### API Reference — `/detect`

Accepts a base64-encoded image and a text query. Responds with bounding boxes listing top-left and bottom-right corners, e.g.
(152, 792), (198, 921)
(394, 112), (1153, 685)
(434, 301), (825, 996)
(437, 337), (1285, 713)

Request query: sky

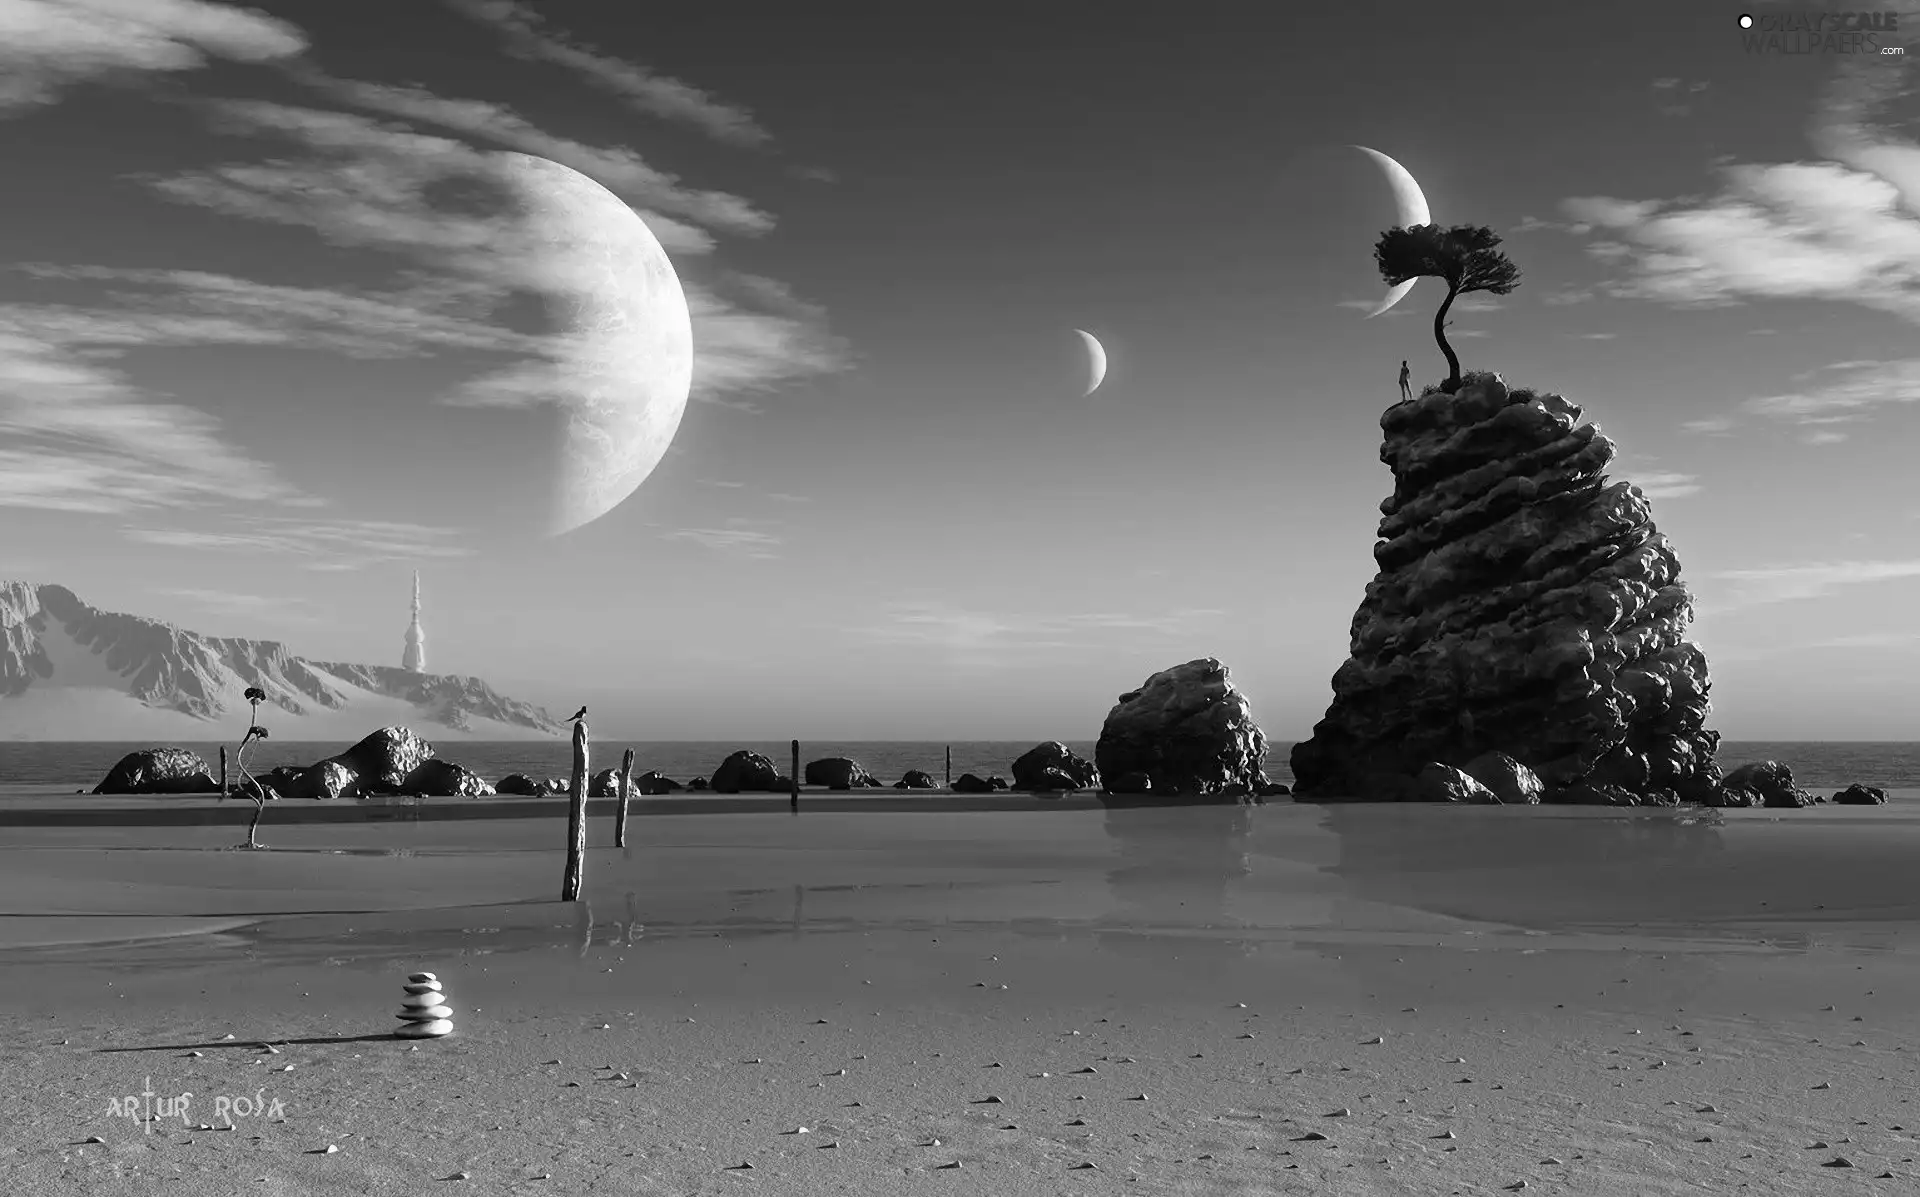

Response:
(1, 0), (1918, 741)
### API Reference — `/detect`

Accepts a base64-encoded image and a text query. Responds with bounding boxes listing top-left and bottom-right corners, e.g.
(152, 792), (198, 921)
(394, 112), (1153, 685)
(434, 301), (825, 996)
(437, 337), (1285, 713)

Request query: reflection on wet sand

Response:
(1096, 804), (1256, 970)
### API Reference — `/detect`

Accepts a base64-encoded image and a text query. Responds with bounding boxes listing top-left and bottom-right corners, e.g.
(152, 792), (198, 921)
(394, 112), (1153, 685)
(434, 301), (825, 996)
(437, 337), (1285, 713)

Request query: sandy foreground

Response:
(4, 798), (1920, 1195)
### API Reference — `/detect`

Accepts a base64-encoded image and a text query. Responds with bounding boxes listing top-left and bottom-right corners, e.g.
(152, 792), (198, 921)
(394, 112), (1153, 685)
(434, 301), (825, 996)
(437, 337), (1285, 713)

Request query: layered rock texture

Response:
(1095, 658), (1269, 796)
(1289, 373), (1721, 803)
(0, 582), (560, 738)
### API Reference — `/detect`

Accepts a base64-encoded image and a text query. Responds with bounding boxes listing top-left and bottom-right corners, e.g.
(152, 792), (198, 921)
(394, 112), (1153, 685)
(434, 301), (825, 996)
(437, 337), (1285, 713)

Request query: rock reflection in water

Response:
(1097, 803), (1256, 970)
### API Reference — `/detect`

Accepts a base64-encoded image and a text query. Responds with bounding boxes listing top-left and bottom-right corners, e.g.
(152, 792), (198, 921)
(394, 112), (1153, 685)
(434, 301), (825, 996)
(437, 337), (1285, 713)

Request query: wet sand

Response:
(5, 799), (1920, 1194)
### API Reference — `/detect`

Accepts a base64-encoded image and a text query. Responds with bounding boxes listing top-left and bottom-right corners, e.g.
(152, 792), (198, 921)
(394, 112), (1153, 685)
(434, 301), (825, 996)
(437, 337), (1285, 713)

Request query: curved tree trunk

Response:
(1434, 283), (1462, 391)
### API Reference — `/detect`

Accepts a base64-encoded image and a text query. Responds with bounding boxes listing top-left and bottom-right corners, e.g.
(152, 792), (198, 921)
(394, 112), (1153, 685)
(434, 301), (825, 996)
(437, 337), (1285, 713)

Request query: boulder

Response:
(1026, 766), (1080, 792)
(1011, 742), (1099, 792)
(987, 775), (1009, 790)
(495, 773), (543, 796)
(1720, 760), (1815, 808)
(1094, 658), (1268, 795)
(1832, 783), (1889, 805)
(1287, 373), (1722, 803)
(258, 766), (310, 797)
(1107, 770), (1154, 795)
(711, 750), (782, 794)
(1544, 780), (1639, 806)
(588, 768), (631, 797)
(952, 772), (994, 793)
(1255, 780), (1291, 798)
(1411, 762), (1501, 804)
(1460, 751), (1544, 805)
(635, 771), (682, 794)
(319, 726), (436, 797)
(282, 760), (355, 800)
(687, 777), (711, 791)
(92, 747), (218, 795)
(402, 759), (494, 797)
(893, 769), (937, 790)
(805, 757), (878, 790)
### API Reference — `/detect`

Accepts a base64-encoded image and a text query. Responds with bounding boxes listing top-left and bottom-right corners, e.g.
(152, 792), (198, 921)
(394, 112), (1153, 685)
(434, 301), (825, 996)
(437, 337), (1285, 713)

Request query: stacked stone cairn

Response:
(394, 970), (454, 1038)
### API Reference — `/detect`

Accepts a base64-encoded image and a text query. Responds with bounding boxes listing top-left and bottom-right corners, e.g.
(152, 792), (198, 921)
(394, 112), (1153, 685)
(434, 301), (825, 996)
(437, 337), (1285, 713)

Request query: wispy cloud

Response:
(153, 101), (845, 403)
(154, 586), (322, 624)
(663, 518), (782, 558)
(1632, 471), (1703, 500)
(1710, 558), (1920, 607)
(443, 0), (769, 146)
(765, 492), (811, 504)
(0, 329), (308, 514)
(696, 478), (747, 489)
(854, 602), (1227, 668)
(1568, 331), (1617, 340)
(126, 518), (471, 571)
(0, 0), (305, 112)
(1681, 416), (1736, 435)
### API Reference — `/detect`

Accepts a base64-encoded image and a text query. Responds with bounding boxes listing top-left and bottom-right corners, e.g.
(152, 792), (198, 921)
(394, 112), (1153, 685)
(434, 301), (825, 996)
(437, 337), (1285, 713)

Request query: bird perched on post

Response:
(567, 706), (587, 723)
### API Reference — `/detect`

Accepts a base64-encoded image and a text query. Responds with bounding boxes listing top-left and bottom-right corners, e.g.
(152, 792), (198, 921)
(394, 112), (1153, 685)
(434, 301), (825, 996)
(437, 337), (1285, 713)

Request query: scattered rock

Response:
(1720, 760), (1816, 808)
(1011, 742), (1100, 792)
(92, 747), (218, 795)
(894, 770), (937, 790)
(804, 757), (881, 789)
(952, 772), (995, 793)
(710, 751), (783, 793)
(1832, 783), (1889, 805)
(494, 773), (544, 796)
(319, 726), (435, 796)
(403, 759), (494, 798)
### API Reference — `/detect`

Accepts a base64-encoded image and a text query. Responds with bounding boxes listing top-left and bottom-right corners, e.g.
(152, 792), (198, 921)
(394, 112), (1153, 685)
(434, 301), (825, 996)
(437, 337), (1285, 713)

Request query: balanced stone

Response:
(396, 1018), (454, 1039)
(402, 981), (441, 995)
(399, 991), (445, 1010)
(396, 1005), (454, 1021)
(407, 972), (438, 985)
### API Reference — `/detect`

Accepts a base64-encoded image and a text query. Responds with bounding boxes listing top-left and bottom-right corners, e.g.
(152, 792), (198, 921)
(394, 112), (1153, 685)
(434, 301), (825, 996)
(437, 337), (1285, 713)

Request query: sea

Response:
(1, 740), (1917, 796)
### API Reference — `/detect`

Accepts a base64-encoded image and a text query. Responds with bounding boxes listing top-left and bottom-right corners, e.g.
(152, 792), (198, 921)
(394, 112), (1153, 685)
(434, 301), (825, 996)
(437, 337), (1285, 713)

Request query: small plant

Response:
(235, 686), (271, 849)
(1373, 223), (1522, 392)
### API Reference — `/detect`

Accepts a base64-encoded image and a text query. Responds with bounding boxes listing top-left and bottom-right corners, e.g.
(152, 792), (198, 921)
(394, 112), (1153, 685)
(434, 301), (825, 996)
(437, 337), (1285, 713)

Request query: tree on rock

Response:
(1373, 223), (1521, 393)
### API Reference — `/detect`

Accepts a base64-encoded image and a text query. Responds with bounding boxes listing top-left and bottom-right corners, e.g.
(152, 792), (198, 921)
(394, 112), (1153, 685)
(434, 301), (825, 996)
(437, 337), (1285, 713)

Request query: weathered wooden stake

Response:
(790, 739), (800, 811)
(945, 745), (951, 789)
(562, 720), (590, 901)
(218, 746), (228, 798)
(614, 747), (635, 848)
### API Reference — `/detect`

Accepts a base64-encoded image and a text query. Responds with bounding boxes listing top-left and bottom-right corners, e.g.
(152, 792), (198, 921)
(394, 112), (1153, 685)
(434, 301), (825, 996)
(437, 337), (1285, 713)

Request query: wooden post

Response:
(614, 748), (635, 848)
(562, 720), (590, 901)
(945, 745), (951, 789)
(790, 739), (800, 811)
(218, 746), (228, 798)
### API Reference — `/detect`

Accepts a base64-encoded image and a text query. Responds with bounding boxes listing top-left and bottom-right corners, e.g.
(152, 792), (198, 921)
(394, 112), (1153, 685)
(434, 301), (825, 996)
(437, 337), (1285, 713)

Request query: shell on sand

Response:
(403, 981), (442, 995)
(396, 1005), (454, 1021)
(395, 1019), (453, 1039)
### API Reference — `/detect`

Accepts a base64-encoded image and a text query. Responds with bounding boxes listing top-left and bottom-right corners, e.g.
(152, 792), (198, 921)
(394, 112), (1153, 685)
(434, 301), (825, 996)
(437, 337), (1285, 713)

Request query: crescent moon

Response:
(1350, 145), (1433, 318)
(494, 153), (694, 538)
(1075, 329), (1108, 395)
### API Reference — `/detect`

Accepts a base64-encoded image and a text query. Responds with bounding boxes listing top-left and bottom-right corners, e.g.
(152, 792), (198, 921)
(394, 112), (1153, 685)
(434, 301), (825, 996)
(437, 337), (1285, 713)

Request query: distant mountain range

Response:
(0, 582), (563, 741)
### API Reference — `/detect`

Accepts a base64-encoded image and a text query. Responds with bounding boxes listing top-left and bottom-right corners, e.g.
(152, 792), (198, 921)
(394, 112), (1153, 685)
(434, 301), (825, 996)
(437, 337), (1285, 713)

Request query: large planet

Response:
(1349, 145), (1432, 318)
(1075, 329), (1108, 395)
(488, 153), (693, 538)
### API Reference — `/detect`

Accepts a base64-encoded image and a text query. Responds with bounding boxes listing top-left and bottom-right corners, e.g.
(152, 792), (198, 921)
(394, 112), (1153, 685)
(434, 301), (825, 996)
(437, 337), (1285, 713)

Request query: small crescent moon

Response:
(1075, 329), (1108, 395)
(1350, 145), (1433, 318)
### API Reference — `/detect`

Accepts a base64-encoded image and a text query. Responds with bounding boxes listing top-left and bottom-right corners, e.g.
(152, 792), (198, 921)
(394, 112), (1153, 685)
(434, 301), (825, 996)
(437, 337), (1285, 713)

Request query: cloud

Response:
(0, 0), (304, 111)
(5, 263), (545, 359)
(696, 478), (746, 489)
(855, 602), (1227, 668)
(1710, 558), (1920, 607)
(0, 329), (307, 514)
(663, 518), (781, 558)
(152, 101), (844, 408)
(765, 492), (811, 504)
(290, 71), (773, 237)
(154, 586), (322, 624)
(1569, 331), (1617, 340)
(1630, 471), (1702, 500)
(125, 517), (471, 570)
(1681, 416), (1736, 435)
(442, 0), (768, 147)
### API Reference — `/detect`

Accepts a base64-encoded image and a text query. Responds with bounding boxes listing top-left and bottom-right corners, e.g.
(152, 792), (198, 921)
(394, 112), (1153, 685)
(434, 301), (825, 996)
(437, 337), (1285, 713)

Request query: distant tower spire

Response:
(402, 570), (426, 673)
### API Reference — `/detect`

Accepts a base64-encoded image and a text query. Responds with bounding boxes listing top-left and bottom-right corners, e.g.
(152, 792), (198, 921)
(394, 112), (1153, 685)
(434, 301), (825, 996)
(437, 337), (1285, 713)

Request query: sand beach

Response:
(6, 793), (1920, 1195)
